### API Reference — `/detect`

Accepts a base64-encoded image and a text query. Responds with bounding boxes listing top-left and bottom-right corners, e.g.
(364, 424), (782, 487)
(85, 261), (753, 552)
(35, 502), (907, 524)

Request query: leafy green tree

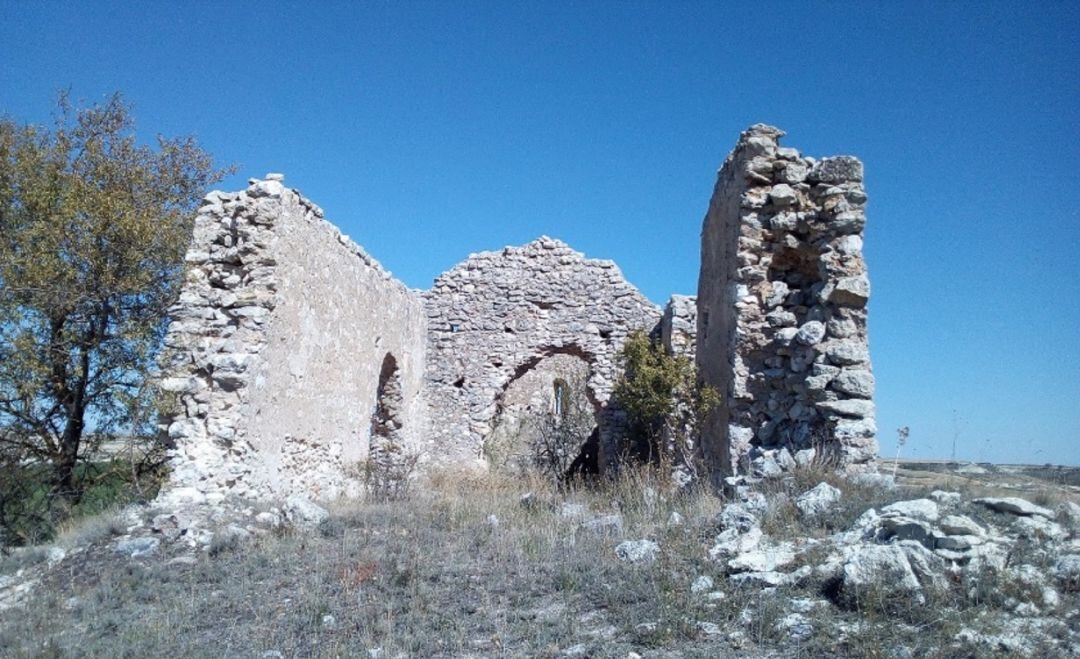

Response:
(0, 92), (231, 503)
(614, 331), (719, 472)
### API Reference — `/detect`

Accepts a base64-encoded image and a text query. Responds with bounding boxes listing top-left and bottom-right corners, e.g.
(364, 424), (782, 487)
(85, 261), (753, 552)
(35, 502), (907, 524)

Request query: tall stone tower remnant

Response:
(696, 124), (876, 478)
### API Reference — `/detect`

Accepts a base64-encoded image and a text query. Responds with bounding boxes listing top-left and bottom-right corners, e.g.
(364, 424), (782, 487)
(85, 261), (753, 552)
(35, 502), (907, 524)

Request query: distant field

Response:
(881, 458), (1080, 500)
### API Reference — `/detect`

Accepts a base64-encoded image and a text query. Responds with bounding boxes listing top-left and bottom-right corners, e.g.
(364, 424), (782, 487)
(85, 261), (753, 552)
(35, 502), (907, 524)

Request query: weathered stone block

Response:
(808, 156), (864, 184)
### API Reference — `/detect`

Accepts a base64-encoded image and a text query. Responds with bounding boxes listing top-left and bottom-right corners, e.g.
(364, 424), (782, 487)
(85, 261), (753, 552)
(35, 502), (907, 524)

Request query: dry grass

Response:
(0, 465), (1076, 658)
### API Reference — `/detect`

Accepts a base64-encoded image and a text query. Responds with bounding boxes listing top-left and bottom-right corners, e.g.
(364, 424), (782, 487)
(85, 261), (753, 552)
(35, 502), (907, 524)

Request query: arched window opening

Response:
(553, 378), (570, 418)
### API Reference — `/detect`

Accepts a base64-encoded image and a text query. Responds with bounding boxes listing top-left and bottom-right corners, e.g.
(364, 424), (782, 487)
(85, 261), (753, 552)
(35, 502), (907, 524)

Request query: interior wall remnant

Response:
(661, 294), (698, 358)
(696, 125), (876, 478)
(422, 237), (662, 472)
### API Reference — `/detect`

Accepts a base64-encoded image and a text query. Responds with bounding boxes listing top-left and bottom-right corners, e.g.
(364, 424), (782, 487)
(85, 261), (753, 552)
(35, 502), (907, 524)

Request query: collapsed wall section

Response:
(696, 125), (876, 477)
(422, 237), (661, 472)
(158, 175), (427, 506)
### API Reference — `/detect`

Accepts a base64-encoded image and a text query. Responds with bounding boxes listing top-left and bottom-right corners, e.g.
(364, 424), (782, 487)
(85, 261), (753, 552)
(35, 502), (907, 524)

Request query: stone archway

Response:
(485, 349), (599, 481)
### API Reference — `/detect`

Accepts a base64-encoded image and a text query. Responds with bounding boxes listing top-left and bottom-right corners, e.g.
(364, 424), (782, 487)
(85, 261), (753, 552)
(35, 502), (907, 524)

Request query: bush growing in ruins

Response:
(0, 92), (231, 537)
(361, 444), (419, 502)
(613, 331), (719, 475)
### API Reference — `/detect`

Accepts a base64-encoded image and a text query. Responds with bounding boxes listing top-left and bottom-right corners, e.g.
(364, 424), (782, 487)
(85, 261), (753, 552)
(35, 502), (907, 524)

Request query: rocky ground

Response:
(1, 463), (1077, 658)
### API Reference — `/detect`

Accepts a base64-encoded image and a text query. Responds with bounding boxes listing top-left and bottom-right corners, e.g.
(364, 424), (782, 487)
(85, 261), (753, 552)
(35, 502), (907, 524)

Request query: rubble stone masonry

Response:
(157, 125), (876, 504)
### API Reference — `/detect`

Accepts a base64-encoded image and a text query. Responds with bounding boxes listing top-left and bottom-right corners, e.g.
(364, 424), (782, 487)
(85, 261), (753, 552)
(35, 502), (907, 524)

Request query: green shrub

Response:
(613, 331), (719, 472)
(0, 457), (163, 548)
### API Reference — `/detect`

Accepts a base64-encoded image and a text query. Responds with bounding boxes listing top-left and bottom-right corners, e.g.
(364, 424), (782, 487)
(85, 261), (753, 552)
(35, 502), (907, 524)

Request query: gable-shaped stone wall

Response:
(422, 237), (662, 471)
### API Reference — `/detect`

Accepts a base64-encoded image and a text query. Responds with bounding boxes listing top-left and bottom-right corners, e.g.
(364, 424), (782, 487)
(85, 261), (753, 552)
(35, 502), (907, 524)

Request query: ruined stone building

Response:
(157, 125), (875, 506)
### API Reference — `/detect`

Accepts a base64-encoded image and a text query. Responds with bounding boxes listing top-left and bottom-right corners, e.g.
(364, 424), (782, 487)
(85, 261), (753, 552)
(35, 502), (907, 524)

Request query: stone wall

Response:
(422, 237), (661, 471)
(158, 175), (428, 506)
(696, 125), (876, 477)
(157, 124), (878, 506)
(661, 294), (698, 358)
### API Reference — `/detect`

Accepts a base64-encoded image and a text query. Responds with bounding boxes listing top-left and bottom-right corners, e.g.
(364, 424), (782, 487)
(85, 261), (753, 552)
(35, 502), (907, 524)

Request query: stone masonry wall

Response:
(696, 125), (876, 477)
(158, 175), (427, 506)
(661, 294), (698, 358)
(157, 125), (878, 506)
(422, 237), (661, 471)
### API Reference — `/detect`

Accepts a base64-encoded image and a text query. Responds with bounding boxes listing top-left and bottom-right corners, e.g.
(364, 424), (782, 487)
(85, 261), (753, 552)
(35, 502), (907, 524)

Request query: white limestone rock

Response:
(881, 499), (940, 523)
(839, 542), (945, 607)
(710, 526), (763, 562)
(939, 514), (985, 537)
(691, 575), (714, 594)
(114, 536), (160, 558)
(974, 497), (1055, 519)
(816, 398), (875, 419)
(826, 342), (870, 366)
(283, 496), (329, 526)
(795, 482), (842, 517)
(615, 539), (660, 564)
(831, 369), (875, 398)
(727, 543), (796, 573)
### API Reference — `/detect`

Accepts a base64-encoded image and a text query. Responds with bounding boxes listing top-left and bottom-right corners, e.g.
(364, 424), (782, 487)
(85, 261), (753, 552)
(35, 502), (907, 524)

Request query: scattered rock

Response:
(1051, 554), (1079, 589)
(710, 526), (763, 561)
(283, 496), (329, 525)
(974, 497), (1055, 519)
(113, 536), (160, 558)
(929, 490), (962, 506)
(728, 543), (796, 573)
(795, 482), (842, 517)
(881, 498), (940, 522)
(730, 565), (811, 589)
(254, 511), (283, 529)
(838, 542), (945, 606)
(776, 613), (813, 642)
(691, 575), (714, 594)
(615, 540), (659, 564)
(582, 514), (623, 533)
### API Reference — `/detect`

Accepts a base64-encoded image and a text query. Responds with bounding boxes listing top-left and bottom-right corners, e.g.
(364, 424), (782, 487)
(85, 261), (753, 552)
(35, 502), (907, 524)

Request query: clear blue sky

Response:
(2, 2), (1077, 465)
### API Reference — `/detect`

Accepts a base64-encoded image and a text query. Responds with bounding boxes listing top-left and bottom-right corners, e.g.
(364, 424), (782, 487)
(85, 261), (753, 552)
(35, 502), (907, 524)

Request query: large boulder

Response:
(881, 498), (940, 522)
(837, 541), (946, 607)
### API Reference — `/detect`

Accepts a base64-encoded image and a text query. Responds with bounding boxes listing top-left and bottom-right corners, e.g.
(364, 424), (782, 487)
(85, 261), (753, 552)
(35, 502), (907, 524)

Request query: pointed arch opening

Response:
(371, 353), (404, 447)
